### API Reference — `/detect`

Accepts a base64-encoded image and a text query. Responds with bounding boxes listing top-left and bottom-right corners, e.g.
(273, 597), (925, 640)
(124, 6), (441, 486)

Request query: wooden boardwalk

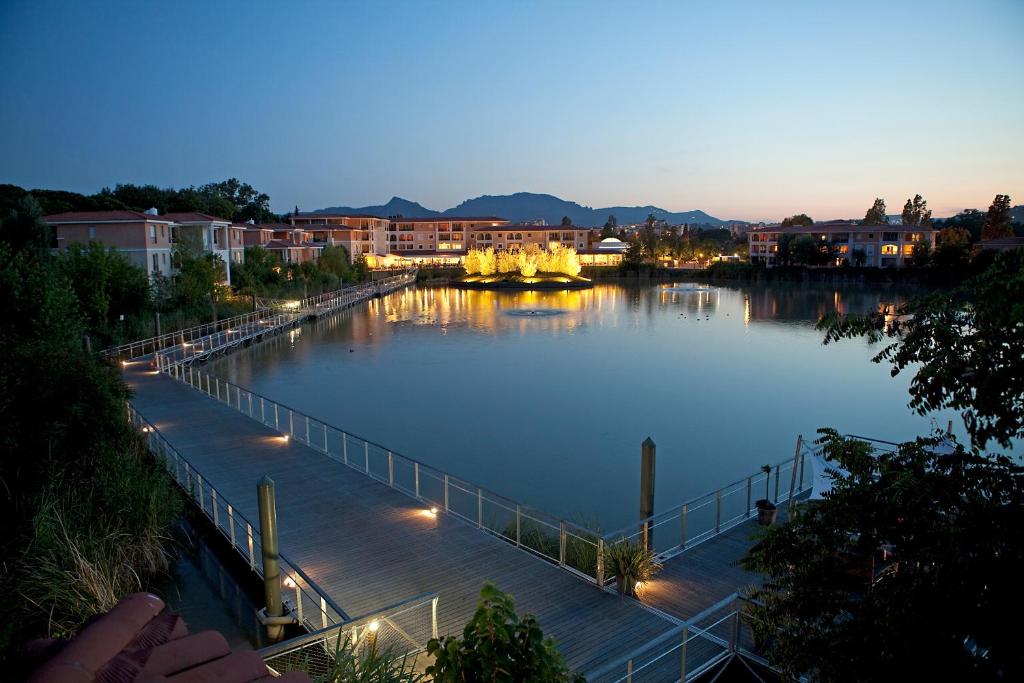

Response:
(126, 364), (689, 673)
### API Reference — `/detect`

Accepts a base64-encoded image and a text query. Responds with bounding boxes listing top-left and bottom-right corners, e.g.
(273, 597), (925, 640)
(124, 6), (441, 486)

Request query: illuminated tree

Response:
(478, 247), (496, 276)
(497, 249), (519, 274)
(464, 249), (481, 275)
(518, 243), (540, 277)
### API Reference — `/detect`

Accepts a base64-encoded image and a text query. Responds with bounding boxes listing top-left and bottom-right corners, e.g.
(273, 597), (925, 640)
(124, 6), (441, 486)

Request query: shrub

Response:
(426, 583), (582, 682)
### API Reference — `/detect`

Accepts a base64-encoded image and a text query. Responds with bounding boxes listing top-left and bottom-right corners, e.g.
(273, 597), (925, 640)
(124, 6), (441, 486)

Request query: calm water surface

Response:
(210, 283), (956, 530)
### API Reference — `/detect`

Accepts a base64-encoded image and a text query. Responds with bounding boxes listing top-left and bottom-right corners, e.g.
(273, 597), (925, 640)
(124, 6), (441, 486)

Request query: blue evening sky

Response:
(1, 0), (1021, 221)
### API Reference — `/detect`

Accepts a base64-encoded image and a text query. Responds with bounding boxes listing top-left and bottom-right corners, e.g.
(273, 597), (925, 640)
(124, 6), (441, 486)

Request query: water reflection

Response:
(211, 283), (945, 530)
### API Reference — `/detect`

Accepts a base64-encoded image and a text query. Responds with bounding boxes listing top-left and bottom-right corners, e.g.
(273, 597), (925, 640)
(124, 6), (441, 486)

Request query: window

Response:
(883, 232), (898, 242)
(88, 226), (96, 238)
(881, 244), (898, 255)
(152, 253), (159, 271)
(160, 225), (165, 239)
(150, 225), (156, 244)
(515, 233), (523, 240)
(161, 252), (167, 263)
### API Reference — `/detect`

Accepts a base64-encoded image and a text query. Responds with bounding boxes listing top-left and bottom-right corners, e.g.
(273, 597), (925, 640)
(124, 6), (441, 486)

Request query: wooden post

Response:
(640, 437), (656, 551)
(257, 476), (284, 641)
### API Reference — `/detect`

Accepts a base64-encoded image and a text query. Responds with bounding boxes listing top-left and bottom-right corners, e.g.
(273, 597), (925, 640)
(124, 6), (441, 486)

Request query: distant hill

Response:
(1011, 205), (1024, 224)
(313, 192), (736, 227)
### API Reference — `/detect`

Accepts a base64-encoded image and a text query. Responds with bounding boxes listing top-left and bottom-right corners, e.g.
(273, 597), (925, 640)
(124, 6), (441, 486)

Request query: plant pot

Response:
(755, 500), (778, 526)
(616, 575), (636, 597)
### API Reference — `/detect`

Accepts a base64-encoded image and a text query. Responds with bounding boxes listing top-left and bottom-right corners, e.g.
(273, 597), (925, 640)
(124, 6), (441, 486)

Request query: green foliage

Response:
(901, 193), (932, 227)
(560, 215), (573, 226)
(426, 583), (582, 683)
(932, 227), (971, 271)
(789, 234), (826, 266)
(319, 244), (354, 281)
(320, 634), (423, 683)
(819, 249), (1024, 448)
(909, 238), (931, 268)
(742, 429), (1024, 682)
(604, 540), (662, 594)
(982, 193), (1013, 241)
(861, 198), (888, 226)
(0, 198), (181, 647)
(780, 214), (813, 227)
(936, 208), (986, 242)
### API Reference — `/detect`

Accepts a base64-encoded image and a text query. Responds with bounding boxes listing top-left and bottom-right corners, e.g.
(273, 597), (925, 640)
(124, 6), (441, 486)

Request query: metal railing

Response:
(261, 591), (439, 680)
(585, 592), (770, 682)
(598, 439), (814, 583)
(163, 362), (605, 584)
(126, 403), (349, 630)
(106, 308), (275, 361)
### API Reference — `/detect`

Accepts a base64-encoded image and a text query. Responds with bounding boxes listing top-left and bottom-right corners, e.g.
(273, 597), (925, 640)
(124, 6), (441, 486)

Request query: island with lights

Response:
(455, 245), (594, 290)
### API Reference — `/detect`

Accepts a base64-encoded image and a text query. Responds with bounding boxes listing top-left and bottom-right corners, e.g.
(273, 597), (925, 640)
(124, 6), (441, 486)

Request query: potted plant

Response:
(756, 464), (778, 525)
(605, 539), (662, 597)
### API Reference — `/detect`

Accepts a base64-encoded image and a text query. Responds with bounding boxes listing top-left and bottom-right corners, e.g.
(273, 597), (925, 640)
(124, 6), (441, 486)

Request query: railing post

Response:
(788, 434), (804, 511)
(305, 416), (310, 444)
(323, 425), (328, 453)
(559, 520), (567, 567)
(227, 504), (236, 547)
(275, 403), (279, 430)
(320, 596), (328, 629)
(414, 462), (420, 498)
(444, 474), (449, 511)
(247, 522), (255, 570)
(715, 489), (722, 533)
(476, 487), (483, 528)
(342, 433), (348, 464)
(364, 442), (370, 473)
(289, 410), (294, 438)
(388, 451), (394, 487)
(746, 476), (753, 517)
(596, 538), (605, 586)
(431, 596), (439, 640)
(211, 488), (219, 528)
(774, 464), (780, 503)
(215, 378), (220, 401)
(515, 504), (521, 546)
(680, 504), (688, 549)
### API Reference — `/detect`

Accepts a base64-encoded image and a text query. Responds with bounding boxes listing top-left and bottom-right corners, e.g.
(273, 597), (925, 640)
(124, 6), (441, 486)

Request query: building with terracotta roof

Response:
(46, 209), (177, 278)
(164, 213), (246, 284)
(386, 217), (509, 257)
(288, 213), (389, 261)
(748, 221), (938, 268)
(468, 224), (590, 252)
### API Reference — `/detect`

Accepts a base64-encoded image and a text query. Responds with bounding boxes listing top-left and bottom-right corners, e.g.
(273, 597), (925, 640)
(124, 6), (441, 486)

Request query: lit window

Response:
(881, 244), (898, 255)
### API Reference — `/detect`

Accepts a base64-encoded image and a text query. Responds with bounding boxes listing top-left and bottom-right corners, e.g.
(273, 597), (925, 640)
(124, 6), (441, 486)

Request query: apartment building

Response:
(748, 221), (938, 268)
(387, 217), (508, 255)
(468, 224), (590, 252)
(163, 213), (245, 283)
(289, 212), (388, 260)
(266, 223), (320, 264)
(46, 209), (176, 278)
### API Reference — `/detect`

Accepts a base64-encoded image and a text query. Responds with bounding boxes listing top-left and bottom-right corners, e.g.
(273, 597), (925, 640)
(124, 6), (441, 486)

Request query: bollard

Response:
(640, 437), (656, 551)
(257, 476), (285, 641)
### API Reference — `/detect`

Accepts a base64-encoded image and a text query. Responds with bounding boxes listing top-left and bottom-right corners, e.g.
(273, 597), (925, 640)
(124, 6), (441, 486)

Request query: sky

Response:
(1, 1), (1021, 222)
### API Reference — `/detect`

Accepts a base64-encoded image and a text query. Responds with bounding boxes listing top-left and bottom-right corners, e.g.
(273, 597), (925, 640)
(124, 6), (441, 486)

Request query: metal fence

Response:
(585, 593), (769, 683)
(600, 440), (815, 574)
(106, 308), (275, 361)
(164, 362), (604, 584)
(126, 402), (349, 630)
(261, 592), (439, 680)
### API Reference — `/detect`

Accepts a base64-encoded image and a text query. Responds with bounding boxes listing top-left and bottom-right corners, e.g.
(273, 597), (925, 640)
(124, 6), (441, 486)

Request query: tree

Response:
(318, 244), (351, 282)
(645, 213), (657, 229)
(937, 208), (986, 242)
(819, 249), (1024, 448)
(426, 583), (583, 683)
(909, 238), (931, 268)
(932, 227), (971, 271)
(560, 215), (572, 226)
(789, 234), (824, 265)
(851, 248), (867, 267)
(862, 198), (887, 226)
(743, 429), (1024, 683)
(604, 215), (617, 230)
(982, 194), (1013, 240)
(781, 214), (814, 228)
(901, 194), (932, 228)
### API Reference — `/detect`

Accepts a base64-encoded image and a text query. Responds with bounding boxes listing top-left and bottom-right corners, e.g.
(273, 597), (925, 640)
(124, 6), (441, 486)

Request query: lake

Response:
(209, 282), (957, 531)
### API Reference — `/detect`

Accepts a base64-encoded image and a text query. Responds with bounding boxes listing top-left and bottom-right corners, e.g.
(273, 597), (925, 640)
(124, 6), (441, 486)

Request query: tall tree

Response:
(862, 198), (888, 225)
(901, 194), (932, 227)
(982, 194), (1013, 240)
(560, 215), (572, 226)
(780, 214), (813, 227)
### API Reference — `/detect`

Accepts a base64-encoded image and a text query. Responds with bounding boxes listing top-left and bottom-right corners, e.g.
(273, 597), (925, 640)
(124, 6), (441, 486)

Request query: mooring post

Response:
(640, 437), (656, 552)
(257, 476), (285, 641)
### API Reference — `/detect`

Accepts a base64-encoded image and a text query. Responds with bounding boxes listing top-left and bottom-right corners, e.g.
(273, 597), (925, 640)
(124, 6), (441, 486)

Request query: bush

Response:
(426, 583), (582, 682)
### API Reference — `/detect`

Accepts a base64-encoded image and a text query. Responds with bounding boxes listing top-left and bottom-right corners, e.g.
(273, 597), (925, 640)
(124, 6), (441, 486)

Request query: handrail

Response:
(127, 403), (350, 626)
(258, 591), (439, 660)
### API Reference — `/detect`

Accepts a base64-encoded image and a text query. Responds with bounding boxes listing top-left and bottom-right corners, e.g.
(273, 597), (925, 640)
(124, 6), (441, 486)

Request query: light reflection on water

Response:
(211, 282), (957, 530)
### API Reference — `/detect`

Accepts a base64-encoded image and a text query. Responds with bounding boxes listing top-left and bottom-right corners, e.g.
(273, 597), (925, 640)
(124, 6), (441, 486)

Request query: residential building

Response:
(386, 217), (508, 255)
(238, 223), (274, 247)
(578, 237), (628, 266)
(45, 209), (176, 278)
(978, 236), (1024, 252)
(163, 213), (245, 284)
(468, 224), (590, 252)
(748, 221), (938, 268)
(266, 223), (320, 264)
(289, 213), (389, 260)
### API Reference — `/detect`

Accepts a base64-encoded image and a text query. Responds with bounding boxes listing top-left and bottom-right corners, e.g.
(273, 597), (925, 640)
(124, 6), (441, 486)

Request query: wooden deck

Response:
(126, 364), (684, 673)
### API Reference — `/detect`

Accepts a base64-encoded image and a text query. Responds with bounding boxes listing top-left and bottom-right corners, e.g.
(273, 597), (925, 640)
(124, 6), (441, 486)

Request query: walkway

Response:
(126, 363), (684, 673)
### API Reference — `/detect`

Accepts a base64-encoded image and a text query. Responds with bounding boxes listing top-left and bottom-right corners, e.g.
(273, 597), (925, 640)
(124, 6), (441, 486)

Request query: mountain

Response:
(312, 192), (735, 227)
(317, 196), (441, 218)
(1011, 205), (1024, 224)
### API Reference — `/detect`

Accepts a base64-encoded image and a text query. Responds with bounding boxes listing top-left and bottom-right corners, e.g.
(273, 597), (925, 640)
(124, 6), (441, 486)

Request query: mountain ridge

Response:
(314, 192), (739, 227)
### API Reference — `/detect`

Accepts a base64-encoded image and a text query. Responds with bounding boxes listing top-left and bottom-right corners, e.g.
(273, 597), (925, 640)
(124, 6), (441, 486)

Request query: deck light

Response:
(283, 576), (296, 588)
(429, 506), (438, 515)
(282, 434), (290, 443)
(368, 620), (380, 633)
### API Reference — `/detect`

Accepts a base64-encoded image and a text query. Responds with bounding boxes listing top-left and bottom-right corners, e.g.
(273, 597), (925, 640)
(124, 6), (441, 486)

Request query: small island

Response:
(455, 244), (593, 289)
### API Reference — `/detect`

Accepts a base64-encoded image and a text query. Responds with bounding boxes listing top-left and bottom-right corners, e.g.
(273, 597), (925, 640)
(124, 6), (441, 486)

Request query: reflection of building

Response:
(749, 221), (938, 268)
